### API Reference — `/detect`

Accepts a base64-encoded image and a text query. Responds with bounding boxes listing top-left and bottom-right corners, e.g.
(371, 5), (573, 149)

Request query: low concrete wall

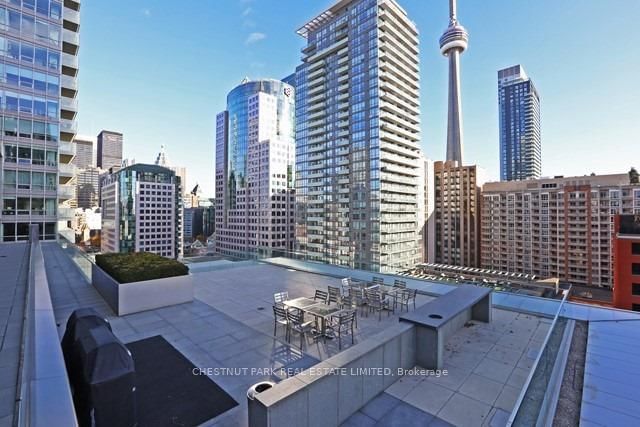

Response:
(251, 323), (416, 427)
(19, 226), (78, 426)
(91, 264), (194, 316)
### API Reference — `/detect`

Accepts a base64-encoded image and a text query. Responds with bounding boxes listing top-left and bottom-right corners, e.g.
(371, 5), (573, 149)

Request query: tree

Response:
(630, 167), (639, 184)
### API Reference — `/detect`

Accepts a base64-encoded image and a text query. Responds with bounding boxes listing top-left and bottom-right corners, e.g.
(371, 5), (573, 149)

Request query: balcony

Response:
(61, 53), (79, 71)
(63, 7), (80, 25)
(62, 29), (80, 47)
(58, 162), (76, 178)
(58, 141), (75, 156)
(60, 119), (77, 135)
(57, 183), (75, 200)
(60, 96), (78, 113)
(61, 74), (78, 91)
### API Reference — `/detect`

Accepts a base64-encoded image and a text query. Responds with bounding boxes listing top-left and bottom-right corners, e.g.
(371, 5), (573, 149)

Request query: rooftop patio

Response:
(7, 237), (640, 427)
(344, 310), (551, 426)
(43, 242), (434, 426)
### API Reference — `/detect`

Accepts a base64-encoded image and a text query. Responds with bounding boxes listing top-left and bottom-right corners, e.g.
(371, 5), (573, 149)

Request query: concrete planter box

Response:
(91, 264), (194, 316)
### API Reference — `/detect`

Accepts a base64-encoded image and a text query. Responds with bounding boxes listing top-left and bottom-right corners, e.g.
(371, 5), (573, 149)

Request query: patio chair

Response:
(341, 278), (352, 295)
(313, 289), (328, 304)
(372, 276), (385, 286)
(391, 280), (407, 308)
(349, 287), (368, 317)
(273, 291), (289, 307)
(393, 279), (407, 289)
(286, 309), (315, 348)
(272, 305), (289, 338)
(397, 288), (418, 312)
(339, 295), (358, 328)
(365, 289), (393, 321)
(327, 286), (341, 304)
(326, 310), (356, 350)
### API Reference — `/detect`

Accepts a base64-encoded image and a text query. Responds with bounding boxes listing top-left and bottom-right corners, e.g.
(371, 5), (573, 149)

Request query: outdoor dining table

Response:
(283, 297), (319, 311)
(283, 297), (344, 340)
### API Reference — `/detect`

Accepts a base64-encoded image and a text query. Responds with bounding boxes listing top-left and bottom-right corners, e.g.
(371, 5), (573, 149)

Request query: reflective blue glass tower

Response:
(214, 79), (296, 259)
(498, 65), (541, 181)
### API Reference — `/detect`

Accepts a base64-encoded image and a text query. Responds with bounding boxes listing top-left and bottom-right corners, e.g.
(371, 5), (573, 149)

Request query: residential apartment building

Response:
(72, 134), (93, 168)
(434, 161), (484, 267)
(214, 79), (295, 259)
(0, 0), (80, 241)
(613, 214), (640, 311)
(498, 65), (541, 181)
(96, 129), (122, 170)
(100, 163), (182, 259)
(294, 0), (421, 272)
(481, 174), (640, 288)
(418, 154), (435, 263)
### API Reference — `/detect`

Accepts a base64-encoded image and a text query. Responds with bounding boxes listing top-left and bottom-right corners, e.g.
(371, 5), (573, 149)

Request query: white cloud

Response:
(245, 32), (266, 45)
(141, 8), (151, 17)
(242, 7), (252, 17)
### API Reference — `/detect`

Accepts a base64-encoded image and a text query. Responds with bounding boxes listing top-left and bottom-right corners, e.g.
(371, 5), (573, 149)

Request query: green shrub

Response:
(96, 252), (189, 284)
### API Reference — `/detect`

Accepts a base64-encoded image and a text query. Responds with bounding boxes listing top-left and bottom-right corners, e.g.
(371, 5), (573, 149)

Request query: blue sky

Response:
(77, 0), (640, 196)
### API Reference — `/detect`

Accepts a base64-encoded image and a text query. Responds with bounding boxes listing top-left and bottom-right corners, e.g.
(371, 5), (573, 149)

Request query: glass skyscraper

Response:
(0, 0), (80, 241)
(214, 79), (296, 259)
(498, 64), (541, 181)
(295, 0), (421, 272)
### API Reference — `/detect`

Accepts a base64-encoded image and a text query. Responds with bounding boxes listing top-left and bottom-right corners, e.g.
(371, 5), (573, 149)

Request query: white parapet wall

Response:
(250, 322), (417, 427)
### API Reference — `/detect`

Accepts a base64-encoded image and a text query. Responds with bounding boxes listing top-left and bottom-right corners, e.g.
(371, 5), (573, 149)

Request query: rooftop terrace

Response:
(4, 235), (640, 427)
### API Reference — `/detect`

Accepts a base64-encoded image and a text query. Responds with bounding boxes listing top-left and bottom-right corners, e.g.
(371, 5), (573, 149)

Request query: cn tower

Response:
(439, 0), (468, 164)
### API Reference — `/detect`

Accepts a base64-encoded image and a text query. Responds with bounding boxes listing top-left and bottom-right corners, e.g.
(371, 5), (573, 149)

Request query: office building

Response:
(96, 130), (123, 170)
(440, 0), (468, 164)
(434, 161), (484, 267)
(100, 163), (182, 259)
(154, 144), (187, 198)
(214, 78), (296, 259)
(295, 0), (421, 272)
(75, 166), (100, 209)
(184, 207), (204, 242)
(0, 0), (80, 241)
(203, 204), (215, 238)
(72, 134), (94, 169)
(498, 65), (541, 181)
(613, 214), (640, 311)
(481, 174), (640, 288)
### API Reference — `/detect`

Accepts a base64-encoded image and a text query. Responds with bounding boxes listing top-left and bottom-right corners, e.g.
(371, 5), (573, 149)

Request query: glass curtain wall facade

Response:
(498, 65), (541, 181)
(0, 0), (79, 241)
(295, 0), (421, 272)
(214, 79), (296, 259)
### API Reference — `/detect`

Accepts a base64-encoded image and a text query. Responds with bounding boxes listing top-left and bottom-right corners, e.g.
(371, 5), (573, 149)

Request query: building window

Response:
(633, 263), (640, 276)
(633, 304), (640, 313)
(633, 284), (640, 296)
(633, 243), (640, 255)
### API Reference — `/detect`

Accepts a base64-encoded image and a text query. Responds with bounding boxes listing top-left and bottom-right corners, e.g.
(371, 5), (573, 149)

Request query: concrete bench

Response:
(399, 285), (492, 369)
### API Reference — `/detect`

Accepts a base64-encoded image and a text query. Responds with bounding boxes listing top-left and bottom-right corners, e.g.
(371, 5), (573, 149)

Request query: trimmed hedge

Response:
(95, 252), (189, 284)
